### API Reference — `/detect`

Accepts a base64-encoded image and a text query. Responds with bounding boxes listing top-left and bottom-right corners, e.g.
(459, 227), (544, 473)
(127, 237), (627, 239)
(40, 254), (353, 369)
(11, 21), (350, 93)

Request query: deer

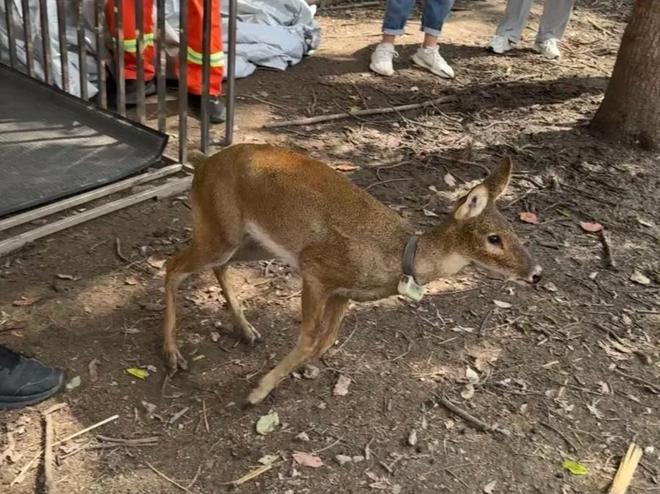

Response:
(162, 144), (542, 405)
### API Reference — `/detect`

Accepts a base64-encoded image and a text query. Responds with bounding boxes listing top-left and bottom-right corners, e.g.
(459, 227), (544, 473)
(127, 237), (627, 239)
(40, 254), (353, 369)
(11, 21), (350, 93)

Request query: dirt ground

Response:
(1, 0), (659, 493)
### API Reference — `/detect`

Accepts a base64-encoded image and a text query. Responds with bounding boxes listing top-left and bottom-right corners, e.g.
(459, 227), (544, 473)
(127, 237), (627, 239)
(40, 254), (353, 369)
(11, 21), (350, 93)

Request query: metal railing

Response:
(0, 0), (238, 256)
(1, 0), (237, 162)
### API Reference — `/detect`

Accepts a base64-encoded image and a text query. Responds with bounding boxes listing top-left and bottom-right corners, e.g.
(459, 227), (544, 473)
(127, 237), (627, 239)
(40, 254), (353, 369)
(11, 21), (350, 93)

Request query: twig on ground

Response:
(96, 435), (160, 445)
(335, 316), (359, 352)
(202, 399), (210, 433)
(613, 368), (660, 395)
(364, 177), (412, 191)
(598, 230), (617, 270)
(115, 237), (129, 262)
(539, 420), (578, 453)
(186, 464), (203, 490)
(146, 461), (191, 492)
(43, 413), (55, 494)
(434, 394), (508, 435)
(169, 407), (190, 425)
(479, 309), (494, 335)
(11, 414), (119, 486)
(220, 462), (280, 487)
(262, 96), (456, 128)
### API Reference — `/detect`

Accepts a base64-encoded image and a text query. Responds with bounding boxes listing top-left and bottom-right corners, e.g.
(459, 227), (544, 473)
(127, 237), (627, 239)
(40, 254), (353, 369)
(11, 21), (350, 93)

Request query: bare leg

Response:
(213, 265), (262, 344)
(422, 33), (438, 48)
(381, 33), (396, 44)
(246, 278), (327, 405)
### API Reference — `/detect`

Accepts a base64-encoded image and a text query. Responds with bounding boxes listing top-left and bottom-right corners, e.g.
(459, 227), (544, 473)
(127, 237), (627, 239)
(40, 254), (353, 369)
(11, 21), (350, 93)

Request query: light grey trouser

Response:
(495, 0), (575, 43)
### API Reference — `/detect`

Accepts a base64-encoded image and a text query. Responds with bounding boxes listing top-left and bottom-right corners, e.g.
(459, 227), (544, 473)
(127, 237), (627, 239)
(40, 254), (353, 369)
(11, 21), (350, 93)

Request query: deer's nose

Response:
(529, 265), (543, 284)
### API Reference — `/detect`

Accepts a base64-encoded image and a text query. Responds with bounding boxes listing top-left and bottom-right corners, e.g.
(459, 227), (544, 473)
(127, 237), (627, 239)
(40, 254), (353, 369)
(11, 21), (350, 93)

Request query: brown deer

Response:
(163, 144), (542, 405)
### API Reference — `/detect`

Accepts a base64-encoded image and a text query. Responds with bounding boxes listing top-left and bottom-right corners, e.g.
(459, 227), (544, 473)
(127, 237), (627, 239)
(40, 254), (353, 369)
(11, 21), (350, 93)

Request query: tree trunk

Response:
(591, 0), (660, 150)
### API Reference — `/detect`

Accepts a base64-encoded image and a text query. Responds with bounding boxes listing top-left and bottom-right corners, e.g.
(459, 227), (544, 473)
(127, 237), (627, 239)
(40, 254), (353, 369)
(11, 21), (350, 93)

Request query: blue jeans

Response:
(382, 0), (455, 37)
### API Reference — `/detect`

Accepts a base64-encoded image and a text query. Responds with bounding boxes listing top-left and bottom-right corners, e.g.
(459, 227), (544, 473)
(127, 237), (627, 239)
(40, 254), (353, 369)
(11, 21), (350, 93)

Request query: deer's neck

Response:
(413, 224), (470, 285)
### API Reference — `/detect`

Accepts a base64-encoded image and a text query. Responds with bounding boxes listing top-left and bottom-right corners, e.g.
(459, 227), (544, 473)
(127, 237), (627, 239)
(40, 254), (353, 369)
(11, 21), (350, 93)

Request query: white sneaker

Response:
(488, 35), (513, 54)
(412, 46), (455, 79)
(533, 38), (561, 59)
(370, 43), (398, 76)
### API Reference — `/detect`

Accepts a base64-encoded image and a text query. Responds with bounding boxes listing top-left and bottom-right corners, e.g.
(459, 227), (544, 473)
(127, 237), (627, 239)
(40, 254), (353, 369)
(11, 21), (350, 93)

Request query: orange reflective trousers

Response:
(106, 0), (223, 95)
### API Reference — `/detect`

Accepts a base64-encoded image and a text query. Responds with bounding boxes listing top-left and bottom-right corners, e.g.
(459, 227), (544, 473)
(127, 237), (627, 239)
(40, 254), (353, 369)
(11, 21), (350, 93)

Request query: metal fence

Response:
(0, 0), (237, 256)
(1, 0), (237, 163)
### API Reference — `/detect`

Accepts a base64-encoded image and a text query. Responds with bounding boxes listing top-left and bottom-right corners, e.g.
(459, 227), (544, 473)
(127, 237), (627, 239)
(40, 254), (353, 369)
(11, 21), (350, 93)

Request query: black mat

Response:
(0, 64), (168, 217)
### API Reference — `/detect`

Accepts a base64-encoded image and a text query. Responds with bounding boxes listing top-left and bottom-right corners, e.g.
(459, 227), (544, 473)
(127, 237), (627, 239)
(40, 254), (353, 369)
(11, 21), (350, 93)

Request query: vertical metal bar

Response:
(115, 0), (126, 116)
(178, 0), (188, 164)
(76, 0), (88, 100)
(223, 0), (237, 146)
(94, 0), (106, 108)
(20, 0), (34, 76)
(56, 0), (69, 92)
(156, 0), (166, 132)
(200, 0), (211, 154)
(5, 0), (17, 68)
(135, 0), (145, 123)
(38, 0), (53, 85)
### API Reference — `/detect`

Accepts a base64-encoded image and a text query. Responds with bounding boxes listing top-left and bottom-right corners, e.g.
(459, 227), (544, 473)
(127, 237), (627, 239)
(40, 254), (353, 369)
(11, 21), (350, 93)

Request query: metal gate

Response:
(0, 0), (237, 256)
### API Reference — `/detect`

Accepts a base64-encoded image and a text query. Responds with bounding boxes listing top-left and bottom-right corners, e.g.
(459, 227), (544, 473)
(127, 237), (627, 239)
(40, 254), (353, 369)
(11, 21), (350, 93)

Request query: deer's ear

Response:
(454, 184), (489, 220)
(482, 157), (513, 200)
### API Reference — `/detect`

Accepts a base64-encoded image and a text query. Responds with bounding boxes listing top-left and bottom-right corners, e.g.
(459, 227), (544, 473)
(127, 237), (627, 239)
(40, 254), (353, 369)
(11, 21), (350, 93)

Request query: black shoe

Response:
(188, 93), (226, 124)
(124, 79), (157, 106)
(0, 346), (64, 410)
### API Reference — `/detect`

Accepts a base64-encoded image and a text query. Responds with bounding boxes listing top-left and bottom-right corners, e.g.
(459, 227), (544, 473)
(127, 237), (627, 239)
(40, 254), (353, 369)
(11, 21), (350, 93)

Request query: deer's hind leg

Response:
(213, 264), (262, 344)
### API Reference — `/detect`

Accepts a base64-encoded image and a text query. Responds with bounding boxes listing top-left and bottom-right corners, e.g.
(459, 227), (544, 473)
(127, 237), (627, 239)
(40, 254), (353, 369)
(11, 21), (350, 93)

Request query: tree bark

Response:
(591, 0), (660, 150)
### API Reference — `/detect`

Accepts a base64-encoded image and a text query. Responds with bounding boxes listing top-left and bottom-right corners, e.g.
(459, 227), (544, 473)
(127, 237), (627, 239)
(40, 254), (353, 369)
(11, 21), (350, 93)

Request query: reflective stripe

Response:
(187, 47), (224, 67)
(114, 33), (155, 53)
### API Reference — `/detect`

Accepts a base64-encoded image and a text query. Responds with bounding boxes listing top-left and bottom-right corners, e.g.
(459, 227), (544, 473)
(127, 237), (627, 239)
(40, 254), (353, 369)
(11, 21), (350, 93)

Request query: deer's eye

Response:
(488, 234), (502, 246)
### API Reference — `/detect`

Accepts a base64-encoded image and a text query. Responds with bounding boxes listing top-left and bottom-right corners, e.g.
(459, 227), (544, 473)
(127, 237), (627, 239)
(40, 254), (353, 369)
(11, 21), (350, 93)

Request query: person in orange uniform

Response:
(106, 0), (226, 123)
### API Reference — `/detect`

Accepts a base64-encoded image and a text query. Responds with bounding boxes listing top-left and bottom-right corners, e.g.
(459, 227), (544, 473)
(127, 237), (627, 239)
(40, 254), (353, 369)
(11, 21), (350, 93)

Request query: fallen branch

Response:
(364, 177), (412, 191)
(43, 413), (56, 494)
(11, 414), (119, 486)
(609, 443), (643, 494)
(262, 96), (456, 128)
(434, 394), (509, 435)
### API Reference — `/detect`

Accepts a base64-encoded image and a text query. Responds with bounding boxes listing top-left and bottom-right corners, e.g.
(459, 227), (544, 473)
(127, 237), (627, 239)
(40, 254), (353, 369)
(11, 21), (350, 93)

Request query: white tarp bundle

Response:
(0, 0), (320, 98)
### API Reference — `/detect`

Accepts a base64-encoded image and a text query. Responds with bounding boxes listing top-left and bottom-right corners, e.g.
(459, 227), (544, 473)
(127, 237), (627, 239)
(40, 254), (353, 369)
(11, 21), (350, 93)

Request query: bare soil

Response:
(1, 1), (659, 493)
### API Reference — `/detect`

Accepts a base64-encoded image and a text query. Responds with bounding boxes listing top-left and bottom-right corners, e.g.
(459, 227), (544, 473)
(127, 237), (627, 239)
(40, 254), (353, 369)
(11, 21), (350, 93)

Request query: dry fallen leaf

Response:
(630, 270), (651, 286)
(12, 296), (39, 307)
(519, 212), (539, 224)
(335, 163), (359, 172)
(443, 173), (457, 188)
(256, 410), (280, 435)
(88, 359), (100, 383)
(580, 221), (603, 233)
(423, 209), (439, 217)
(461, 384), (475, 400)
(292, 451), (323, 468)
(124, 277), (139, 286)
(303, 364), (320, 380)
(333, 375), (351, 396)
(407, 429), (417, 446)
(465, 366), (480, 384)
(493, 299), (512, 309)
(484, 480), (497, 493)
(146, 256), (166, 269)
